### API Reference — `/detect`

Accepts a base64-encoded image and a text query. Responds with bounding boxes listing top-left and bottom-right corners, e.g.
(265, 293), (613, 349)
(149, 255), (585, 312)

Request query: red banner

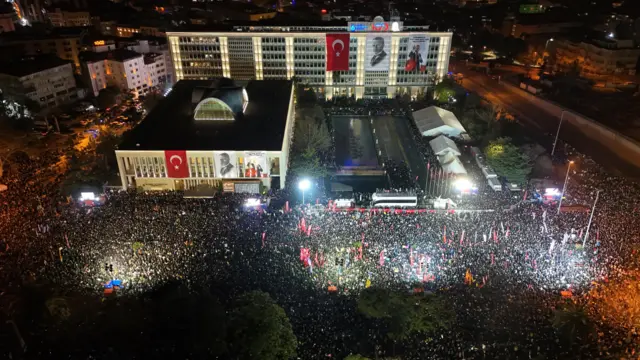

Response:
(326, 33), (350, 71)
(164, 150), (189, 178)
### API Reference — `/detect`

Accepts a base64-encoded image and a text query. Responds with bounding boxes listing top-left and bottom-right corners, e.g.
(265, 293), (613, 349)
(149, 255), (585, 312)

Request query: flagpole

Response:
(582, 189), (600, 247)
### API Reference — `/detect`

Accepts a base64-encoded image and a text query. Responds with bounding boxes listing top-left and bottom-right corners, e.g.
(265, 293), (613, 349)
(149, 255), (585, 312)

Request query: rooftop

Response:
(0, 55), (71, 77)
(119, 79), (293, 152)
(79, 49), (142, 63)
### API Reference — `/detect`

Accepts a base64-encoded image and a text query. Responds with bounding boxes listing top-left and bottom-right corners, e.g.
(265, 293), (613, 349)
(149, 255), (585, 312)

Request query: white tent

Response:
(437, 152), (467, 175)
(412, 106), (466, 138)
(429, 135), (461, 156)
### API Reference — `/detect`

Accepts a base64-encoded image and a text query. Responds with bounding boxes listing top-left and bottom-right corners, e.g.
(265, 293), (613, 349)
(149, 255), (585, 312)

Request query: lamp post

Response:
(583, 189), (601, 247)
(544, 38), (554, 52)
(298, 179), (311, 205)
(557, 160), (573, 214)
(551, 110), (566, 157)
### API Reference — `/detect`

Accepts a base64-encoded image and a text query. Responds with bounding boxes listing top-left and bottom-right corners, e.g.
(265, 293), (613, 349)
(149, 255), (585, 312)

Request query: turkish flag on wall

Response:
(326, 33), (350, 71)
(164, 150), (189, 178)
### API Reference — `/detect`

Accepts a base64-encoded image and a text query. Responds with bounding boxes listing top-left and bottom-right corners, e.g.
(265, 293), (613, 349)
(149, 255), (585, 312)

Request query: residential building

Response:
(0, 55), (77, 109)
(554, 38), (640, 79)
(116, 25), (141, 38)
(0, 31), (83, 71)
(46, 8), (91, 27)
(167, 19), (452, 99)
(80, 48), (169, 97)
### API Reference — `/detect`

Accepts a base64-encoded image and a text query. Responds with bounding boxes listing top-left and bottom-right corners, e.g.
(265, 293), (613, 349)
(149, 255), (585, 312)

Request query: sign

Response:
(349, 22), (402, 32)
(215, 151), (238, 178)
(222, 182), (235, 192)
(326, 33), (350, 71)
(94, 40), (105, 46)
(365, 34), (391, 71)
(235, 182), (260, 194)
(404, 36), (430, 73)
(244, 151), (269, 178)
(164, 150), (189, 178)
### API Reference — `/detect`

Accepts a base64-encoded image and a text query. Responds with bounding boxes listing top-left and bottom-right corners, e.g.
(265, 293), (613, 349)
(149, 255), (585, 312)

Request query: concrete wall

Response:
(502, 82), (640, 168)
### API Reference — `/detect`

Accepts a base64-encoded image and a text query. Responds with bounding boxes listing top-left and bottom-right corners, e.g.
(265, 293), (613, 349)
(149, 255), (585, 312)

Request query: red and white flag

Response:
(164, 150), (189, 178)
(326, 33), (350, 71)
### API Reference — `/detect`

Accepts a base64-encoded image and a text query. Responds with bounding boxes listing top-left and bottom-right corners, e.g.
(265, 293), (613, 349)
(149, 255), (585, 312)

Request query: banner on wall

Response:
(326, 33), (350, 71)
(244, 151), (269, 178)
(215, 151), (238, 178)
(365, 34), (391, 71)
(404, 36), (429, 72)
(164, 150), (189, 178)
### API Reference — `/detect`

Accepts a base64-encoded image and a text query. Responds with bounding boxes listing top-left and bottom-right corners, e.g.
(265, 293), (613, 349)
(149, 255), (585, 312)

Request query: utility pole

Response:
(557, 160), (573, 214)
(551, 110), (566, 156)
(583, 189), (600, 247)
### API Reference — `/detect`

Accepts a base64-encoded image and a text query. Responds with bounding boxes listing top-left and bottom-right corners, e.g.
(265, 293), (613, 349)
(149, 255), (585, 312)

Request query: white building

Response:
(81, 49), (169, 97)
(0, 55), (77, 108)
(115, 79), (295, 193)
(429, 135), (461, 156)
(413, 106), (467, 138)
(166, 18), (452, 99)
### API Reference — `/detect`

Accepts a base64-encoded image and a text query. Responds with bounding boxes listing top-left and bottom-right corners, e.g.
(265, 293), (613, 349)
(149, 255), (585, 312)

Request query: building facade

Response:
(46, 8), (90, 27)
(0, 57), (77, 109)
(115, 79), (295, 192)
(81, 49), (170, 97)
(555, 38), (640, 79)
(167, 21), (452, 99)
(0, 34), (83, 71)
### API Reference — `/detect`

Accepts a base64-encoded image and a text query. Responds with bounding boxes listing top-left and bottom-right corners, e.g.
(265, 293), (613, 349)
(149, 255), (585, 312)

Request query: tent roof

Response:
(437, 152), (467, 175)
(429, 135), (461, 156)
(412, 106), (466, 136)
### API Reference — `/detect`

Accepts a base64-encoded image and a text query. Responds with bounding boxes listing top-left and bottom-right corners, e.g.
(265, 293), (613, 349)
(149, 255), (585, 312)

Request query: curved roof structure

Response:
(191, 78), (248, 119)
(194, 97), (236, 120)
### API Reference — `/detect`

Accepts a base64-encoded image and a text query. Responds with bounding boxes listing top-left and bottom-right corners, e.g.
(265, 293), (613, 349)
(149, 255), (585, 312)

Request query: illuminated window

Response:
(193, 98), (235, 120)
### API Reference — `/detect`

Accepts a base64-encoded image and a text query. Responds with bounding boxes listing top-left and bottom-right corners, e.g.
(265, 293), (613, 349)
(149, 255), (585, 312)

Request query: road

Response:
(453, 64), (640, 178)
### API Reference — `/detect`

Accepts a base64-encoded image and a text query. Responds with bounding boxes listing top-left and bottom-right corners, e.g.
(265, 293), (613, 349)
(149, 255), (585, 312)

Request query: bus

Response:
(371, 192), (418, 207)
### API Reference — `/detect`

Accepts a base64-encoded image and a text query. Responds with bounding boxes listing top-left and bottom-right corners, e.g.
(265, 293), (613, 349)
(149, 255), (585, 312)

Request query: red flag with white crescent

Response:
(326, 33), (350, 71)
(164, 150), (189, 178)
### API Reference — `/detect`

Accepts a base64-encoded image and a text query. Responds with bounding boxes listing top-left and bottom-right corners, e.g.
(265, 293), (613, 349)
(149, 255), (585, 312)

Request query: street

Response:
(452, 62), (640, 178)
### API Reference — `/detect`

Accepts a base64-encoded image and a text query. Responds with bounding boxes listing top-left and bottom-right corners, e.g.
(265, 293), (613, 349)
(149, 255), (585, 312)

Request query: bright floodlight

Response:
(244, 198), (261, 207)
(79, 192), (96, 201)
(298, 179), (311, 191)
(453, 178), (473, 191)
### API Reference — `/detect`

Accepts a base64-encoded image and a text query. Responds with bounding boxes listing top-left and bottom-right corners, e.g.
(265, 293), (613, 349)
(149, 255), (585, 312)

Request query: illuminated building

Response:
(167, 17), (452, 99)
(115, 78), (294, 193)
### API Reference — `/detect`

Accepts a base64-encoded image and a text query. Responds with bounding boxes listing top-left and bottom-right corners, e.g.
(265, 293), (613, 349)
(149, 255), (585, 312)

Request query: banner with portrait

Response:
(404, 36), (430, 73)
(365, 34), (391, 71)
(215, 151), (238, 178)
(243, 151), (269, 178)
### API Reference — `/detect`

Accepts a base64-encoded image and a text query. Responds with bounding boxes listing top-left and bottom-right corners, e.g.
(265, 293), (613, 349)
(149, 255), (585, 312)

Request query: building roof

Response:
(412, 106), (466, 138)
(437, 152), (467, 175)
(119, 79), (293, 152)
(429, 135), (461, 156)
(79, 49), (142, 63)
(0, 55), (71, 77)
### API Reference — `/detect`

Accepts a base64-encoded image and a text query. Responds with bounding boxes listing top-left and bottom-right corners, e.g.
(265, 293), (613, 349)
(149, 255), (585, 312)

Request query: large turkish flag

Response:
(164, 150), (189, 178)
(326, 33), (350, 71)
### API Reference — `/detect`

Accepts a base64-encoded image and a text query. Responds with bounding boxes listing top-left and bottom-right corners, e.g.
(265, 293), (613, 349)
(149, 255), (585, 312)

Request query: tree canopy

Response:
(485, 137), (532, 184)
(227, 291), (297, 360)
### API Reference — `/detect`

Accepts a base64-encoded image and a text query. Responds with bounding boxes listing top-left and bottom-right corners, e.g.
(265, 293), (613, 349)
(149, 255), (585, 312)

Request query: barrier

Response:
(501, 81), (640, 168)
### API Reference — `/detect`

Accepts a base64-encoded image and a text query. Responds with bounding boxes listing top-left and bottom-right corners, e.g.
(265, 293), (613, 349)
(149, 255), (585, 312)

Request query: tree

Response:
(95, 127), (121, 171)
(227, 291), (297, 360)
(142, 92), (164, 113)
(485, 137), (532, 184)
(434, 78), (456, 103)
(552, 301), (592, 346)
(97, 86), (122, 109)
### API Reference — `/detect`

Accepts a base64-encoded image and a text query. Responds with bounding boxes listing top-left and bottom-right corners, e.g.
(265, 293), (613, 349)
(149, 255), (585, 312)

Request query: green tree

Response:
(142, 92), (164, 113)
(227, 291), (297, 360)
(552, 301), (592, 346)
(97, 86), (122, 109)
(344, 354), (370, 360)
(434, 78), (456, 103)
(95, 128), (121, 171)
(485, 137), (532, 184)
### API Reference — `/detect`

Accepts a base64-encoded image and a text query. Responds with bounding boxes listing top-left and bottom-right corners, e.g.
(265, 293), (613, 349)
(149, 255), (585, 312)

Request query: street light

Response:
(298, 179), (311, 204)
(551, 110), (566, 157)
(557, 160), (573, 214)
(583, 189), (601, 247)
